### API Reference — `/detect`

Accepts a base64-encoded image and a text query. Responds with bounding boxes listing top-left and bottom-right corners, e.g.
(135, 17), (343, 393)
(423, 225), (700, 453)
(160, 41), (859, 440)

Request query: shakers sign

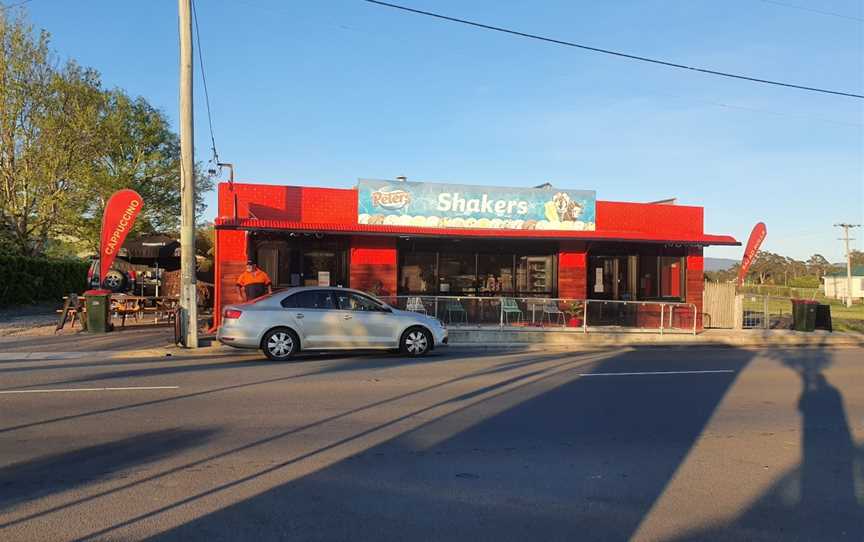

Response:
(357, 179), (596, 231)
(99, 189), (144, 283)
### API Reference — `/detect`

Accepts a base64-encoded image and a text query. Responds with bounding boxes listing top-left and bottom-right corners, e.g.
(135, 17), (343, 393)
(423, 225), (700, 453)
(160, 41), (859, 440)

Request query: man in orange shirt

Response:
(236, 260), (272, 301)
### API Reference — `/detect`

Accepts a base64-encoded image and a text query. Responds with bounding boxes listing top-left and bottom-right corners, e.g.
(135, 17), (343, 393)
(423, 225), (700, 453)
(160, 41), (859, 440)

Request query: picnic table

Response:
(56, 294), (180, 331)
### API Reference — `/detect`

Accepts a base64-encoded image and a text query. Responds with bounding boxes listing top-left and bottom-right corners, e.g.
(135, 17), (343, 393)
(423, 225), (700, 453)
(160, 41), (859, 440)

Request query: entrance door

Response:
(588, 256), (634, 326)
(258, 247), (279, 286)
(588, 256), (630, 300)
(302, 250), (344, 287)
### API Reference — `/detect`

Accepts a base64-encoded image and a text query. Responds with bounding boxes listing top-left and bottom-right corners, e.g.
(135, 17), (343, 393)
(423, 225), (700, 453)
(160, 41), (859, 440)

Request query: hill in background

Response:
(704, 257), (738, 271)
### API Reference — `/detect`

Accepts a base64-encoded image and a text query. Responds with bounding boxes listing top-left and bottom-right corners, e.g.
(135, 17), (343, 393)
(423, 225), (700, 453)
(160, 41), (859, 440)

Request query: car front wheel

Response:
(262, 328), (299, 361)
(400, 327), (431, 356)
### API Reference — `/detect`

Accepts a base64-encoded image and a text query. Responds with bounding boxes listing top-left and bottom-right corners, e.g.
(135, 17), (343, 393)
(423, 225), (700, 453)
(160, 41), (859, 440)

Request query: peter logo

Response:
(371, 188), (411, 210)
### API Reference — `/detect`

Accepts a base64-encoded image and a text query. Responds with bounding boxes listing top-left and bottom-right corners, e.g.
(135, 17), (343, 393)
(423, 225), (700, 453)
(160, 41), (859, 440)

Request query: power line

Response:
(363, 0), (864, 99)
(191, 0), (219, 164)
(756, 0), (863, 22)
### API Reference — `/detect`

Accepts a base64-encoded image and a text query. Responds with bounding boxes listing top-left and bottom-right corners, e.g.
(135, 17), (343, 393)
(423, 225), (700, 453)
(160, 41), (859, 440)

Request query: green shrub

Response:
(0, 256), (89, 307)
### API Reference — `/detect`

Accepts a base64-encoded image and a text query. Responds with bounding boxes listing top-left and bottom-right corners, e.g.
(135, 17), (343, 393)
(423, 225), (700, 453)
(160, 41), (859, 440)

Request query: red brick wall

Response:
(686, 246), (704, 330)
(349, 236), (397, 296)
(218, 183), (356, 223)
(596, 201), (703, 237)
(558, 241), (587, 299)
(213, 229), (247, 327)
(219, 183), (708, 241)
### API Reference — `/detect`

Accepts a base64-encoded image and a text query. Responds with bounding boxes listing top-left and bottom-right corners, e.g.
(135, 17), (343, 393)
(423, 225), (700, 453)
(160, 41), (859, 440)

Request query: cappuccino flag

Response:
(737, 222), (767, 287)
(99, 189), (144, 285)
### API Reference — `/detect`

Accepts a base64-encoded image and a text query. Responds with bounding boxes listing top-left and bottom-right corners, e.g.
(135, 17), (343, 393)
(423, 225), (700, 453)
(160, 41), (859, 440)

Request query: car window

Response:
(335, 292), (386, 312)
(282, 290), (335, 309)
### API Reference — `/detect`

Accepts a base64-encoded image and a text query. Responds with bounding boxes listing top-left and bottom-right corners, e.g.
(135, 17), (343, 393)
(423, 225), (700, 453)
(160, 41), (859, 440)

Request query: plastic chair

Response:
(406, 297), (427, 314)
(542, 302), (566, 326)
(501, 298), (523, 324)
(445, 299), (467, 324)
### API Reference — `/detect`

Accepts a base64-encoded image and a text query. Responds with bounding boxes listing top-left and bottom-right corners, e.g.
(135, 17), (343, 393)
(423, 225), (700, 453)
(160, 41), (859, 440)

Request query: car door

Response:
(281, 290), (342, 349)
(333, 291), (399, 348)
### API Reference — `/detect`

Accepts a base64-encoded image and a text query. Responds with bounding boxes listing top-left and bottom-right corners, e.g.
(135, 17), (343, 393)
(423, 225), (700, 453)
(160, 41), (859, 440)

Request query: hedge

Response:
(0, 256), (89, 307)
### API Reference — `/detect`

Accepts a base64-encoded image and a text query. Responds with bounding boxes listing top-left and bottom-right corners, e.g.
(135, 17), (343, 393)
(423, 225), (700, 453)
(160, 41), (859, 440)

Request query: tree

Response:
(850, 250), (864, 267)
(67, 90), (213, 252)
(745, 251), (788, 284)
(806, 254), (832, 277)
(1, 14), (103, 255)
(1, 10), (213, 256)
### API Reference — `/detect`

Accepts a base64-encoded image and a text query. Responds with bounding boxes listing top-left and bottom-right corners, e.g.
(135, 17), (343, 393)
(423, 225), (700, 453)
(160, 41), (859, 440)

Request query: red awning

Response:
(214, 217), (740, 246)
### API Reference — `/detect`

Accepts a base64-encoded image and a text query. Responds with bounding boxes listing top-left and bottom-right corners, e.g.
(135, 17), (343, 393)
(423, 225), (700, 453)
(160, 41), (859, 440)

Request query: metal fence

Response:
(739, 285), (820, 300)
(740, 294), (794, 329)
(377, 296), (697, 335)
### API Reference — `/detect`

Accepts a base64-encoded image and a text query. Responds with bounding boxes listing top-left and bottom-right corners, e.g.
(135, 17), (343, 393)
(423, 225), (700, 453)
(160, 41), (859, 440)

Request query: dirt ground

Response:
(0, 302), (63, 337)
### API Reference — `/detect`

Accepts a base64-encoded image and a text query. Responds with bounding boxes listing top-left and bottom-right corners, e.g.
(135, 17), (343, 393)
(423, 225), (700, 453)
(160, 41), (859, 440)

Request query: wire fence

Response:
(740, 294), (795, 329)
(738, 284), (821, 300)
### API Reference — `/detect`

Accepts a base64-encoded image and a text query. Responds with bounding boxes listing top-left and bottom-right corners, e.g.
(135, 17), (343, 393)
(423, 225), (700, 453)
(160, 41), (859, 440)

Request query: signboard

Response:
(317, 271), (331, 287)
(357, 179), (596, 231)
(737, 222), (767, 287)
(99, 189), (144, 285)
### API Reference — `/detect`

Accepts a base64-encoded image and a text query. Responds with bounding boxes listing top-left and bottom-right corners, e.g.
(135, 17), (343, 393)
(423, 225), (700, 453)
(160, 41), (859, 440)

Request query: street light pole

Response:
(179, 0), (198, 347)
(834, 223), (860, 309)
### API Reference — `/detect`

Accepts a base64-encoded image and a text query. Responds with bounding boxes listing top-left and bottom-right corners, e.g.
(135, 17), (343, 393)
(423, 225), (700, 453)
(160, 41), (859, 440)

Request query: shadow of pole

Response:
(669, 348), (863, 541)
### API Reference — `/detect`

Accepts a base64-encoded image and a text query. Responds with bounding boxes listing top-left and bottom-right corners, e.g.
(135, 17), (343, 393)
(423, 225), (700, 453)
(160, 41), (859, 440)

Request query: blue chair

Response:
(501, 298), (523, 324)
(445, 299), (467, 324)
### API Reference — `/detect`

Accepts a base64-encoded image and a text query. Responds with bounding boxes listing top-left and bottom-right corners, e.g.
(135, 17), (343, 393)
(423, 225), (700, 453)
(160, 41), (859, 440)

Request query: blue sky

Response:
(17, 0), (864, 261)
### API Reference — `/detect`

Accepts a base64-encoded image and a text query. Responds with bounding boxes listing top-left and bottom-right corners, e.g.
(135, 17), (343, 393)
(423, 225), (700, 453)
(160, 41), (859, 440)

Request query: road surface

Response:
(0, 346), (861, 541)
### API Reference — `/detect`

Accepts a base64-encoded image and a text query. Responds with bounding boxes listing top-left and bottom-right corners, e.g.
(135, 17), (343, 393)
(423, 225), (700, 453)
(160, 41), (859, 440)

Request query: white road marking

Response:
(578, 369), (735, 377)
(0, 386), (179, 395)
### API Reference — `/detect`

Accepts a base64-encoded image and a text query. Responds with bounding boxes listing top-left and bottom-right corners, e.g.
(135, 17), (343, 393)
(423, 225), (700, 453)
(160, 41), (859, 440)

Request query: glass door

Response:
(589, 256), (630, 300)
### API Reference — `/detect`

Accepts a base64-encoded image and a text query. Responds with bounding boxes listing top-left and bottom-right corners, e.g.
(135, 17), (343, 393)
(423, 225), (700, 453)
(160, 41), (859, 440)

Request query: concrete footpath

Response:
(0, 325), (861, 361)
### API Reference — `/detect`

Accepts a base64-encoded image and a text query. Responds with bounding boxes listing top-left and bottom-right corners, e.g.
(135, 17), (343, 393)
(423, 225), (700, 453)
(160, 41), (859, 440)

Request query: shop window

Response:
(659, 256), (685, 299)
(478, 254), (514, 294)
(639, 255), (657, 299)
(439, 253), (477, 294)
(400, 252), (436, 294)
(516, 255), (554, 295)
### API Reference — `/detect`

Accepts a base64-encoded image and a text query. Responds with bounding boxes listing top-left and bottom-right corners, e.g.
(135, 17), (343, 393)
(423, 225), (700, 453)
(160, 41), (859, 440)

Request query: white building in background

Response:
(822, 266), (864, 301)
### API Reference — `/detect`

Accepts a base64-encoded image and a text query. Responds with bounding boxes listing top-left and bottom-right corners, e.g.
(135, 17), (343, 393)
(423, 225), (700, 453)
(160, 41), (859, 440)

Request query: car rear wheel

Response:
(400, 327), (431, 356)
(262, 328), (299, 361)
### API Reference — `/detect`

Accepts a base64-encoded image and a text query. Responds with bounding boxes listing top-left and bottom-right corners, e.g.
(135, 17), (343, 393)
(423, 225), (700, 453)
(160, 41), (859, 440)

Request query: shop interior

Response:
(397, 238), (558, 297)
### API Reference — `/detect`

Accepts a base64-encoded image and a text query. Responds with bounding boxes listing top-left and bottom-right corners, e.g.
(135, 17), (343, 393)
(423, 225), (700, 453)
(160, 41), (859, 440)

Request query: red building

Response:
(213, 180), (738, 330)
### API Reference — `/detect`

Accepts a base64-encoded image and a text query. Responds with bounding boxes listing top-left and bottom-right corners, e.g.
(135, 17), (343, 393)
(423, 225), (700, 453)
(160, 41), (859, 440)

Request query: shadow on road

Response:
(668, 348), (863, 541)
(4, 347), (859, 541)
(133, 347), (757, 542)
(0, 428), (218, 514)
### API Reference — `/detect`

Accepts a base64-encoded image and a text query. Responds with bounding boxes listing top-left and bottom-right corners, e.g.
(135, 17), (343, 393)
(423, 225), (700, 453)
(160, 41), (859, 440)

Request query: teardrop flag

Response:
(737, 222), (767, 287)
(99, 189), (144, 284)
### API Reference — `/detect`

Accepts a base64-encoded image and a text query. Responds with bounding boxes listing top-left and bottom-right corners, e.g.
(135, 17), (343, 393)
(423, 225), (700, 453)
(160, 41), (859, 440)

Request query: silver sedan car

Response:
(217, 287), (448, 360)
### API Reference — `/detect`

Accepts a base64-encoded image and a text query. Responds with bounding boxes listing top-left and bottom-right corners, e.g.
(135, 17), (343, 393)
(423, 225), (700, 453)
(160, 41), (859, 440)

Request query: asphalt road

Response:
(0, 345), (861, 541)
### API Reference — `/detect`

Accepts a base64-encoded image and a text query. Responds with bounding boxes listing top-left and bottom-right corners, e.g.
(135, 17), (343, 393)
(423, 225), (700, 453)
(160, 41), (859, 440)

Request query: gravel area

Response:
(0, 302), (64, 337)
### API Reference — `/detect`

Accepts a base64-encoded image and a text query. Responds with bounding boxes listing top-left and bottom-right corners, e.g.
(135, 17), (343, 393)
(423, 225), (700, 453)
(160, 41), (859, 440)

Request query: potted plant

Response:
(567, 301), (583, 327)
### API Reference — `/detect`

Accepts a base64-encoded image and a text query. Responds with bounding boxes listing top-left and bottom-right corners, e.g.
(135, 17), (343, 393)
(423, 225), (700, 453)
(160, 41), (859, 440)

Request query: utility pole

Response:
(834, 223), (860, 308)
(178, 0), (198, 347)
